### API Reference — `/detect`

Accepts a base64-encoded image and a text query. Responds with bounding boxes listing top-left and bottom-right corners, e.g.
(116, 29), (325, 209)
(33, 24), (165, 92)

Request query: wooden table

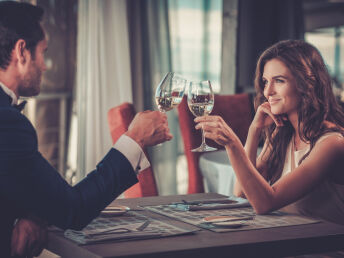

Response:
(47, 193), (344, 258)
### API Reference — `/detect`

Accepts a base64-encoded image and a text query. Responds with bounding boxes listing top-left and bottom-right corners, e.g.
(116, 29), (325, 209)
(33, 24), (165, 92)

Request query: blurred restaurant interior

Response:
(20, 0), (344, 197)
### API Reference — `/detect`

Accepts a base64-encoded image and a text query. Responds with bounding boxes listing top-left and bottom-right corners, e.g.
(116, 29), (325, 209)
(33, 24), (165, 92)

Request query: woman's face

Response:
(262, 58), (301, 116)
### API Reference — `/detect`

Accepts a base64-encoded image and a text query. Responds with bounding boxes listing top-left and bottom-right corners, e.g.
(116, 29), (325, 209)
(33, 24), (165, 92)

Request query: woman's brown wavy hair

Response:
(254, 40), (344, 184)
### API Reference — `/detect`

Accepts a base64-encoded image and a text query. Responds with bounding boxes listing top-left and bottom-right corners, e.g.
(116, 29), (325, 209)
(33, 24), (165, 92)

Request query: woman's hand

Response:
(194, 115), (240, 147)
(252, 102), (286, 129)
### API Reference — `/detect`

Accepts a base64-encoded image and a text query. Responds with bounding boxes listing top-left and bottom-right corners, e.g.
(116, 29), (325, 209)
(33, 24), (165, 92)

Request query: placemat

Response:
(64, 211), (197, 245)
(143, 204), (320, 233)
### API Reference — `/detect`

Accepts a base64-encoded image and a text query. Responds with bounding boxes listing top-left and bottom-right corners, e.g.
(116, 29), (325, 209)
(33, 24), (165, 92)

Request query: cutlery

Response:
(85, 220), (151, 237)
(136, 220), (151, 231)
(204, 216), (255, 223)
(180, 199), (236, 205)
(86, 227), (131, 237)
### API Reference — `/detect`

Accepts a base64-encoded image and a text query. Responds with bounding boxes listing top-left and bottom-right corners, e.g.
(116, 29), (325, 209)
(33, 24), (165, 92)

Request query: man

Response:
(0, 1), (172, 257)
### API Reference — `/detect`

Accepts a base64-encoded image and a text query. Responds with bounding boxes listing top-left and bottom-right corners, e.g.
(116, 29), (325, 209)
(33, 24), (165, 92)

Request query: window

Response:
(168, 0), (223, 92)
(305, 26), (344, 97)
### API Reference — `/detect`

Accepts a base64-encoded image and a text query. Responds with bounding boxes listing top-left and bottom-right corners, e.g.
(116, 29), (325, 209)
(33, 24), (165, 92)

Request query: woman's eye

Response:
(262, 79), (268, 86)
(276, 78), (285, 83)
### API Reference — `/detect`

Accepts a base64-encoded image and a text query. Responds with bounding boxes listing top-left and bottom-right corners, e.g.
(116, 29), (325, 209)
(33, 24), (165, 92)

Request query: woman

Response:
(195, 40), (344, 225)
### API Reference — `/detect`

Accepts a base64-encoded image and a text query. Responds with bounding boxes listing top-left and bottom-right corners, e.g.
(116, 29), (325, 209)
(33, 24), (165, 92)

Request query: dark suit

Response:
(0, 88), (138, 256)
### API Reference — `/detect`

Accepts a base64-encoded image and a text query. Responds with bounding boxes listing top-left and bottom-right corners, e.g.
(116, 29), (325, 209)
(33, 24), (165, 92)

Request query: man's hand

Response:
(125, 110), (173, 148)
(11, 217), (47, 257)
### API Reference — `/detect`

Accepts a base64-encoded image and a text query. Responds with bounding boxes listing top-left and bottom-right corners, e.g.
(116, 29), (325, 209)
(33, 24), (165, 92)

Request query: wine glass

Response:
(187, 80), (217, 152)
(155, 72), (186, 112)
(154, 72), (187, 146)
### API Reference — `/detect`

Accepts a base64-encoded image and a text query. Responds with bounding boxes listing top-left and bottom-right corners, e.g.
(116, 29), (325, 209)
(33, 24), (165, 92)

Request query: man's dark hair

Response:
(0, 1), (44, 69)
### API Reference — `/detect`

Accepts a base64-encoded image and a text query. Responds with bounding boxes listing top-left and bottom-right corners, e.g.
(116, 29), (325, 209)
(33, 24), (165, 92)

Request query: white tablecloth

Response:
(199, 150), (236, 196)
(199, 148), (262, 196)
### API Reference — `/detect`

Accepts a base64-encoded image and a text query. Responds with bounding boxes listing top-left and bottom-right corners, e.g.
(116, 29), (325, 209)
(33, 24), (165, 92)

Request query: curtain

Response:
(127, 0), (179, 195)
(128, 0), (188, 195)
(169, 0), (223, 93)
(221, 0), (238, 94)
(72, 0), (223, 194)
(169, 0), (223, 194)
(73, 0), (133, 180)
(236, 0), (304, 93)
(127, 0), (223, 195)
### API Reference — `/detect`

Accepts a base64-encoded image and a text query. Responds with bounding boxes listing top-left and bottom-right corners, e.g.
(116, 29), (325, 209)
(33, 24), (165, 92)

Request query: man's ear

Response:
(13, 39), (30, 65)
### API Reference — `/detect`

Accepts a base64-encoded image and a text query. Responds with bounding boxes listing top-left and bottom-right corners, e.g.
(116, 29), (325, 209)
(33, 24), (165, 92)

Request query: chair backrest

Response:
(107, 102), (158, 198)
(177, 93), (254, 194)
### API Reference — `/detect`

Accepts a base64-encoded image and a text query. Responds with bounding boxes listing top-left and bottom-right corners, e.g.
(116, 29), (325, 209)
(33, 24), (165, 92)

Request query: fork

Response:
(86, 227), (131, 237)
(87, 220), (151, 237)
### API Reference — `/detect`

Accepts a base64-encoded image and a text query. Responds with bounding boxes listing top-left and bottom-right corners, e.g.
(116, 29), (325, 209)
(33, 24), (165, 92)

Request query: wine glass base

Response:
(191, 144), (217, 152)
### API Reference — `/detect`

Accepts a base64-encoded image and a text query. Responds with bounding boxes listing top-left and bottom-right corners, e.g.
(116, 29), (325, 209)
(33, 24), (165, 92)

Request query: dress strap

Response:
(291, 135), (296, 171)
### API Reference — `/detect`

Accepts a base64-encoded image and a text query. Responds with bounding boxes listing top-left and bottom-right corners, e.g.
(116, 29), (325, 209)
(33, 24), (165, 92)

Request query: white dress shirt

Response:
(0, 82), (149, 174)
(0, 81), (17, 105)
(113, 134), (150, 174)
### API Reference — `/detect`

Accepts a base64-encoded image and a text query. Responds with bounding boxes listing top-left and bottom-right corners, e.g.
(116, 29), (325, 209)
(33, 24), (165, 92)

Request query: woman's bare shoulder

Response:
(313, 133), (344, 180)
(316, 121), (343, 144)
(315, 133), (344, 153)
(296, 132), (344, 184)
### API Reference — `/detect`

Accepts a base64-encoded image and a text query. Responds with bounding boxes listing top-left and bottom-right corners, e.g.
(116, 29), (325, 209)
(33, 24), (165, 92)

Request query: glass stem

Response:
(201, 126), (206, 146)
(157, 109), (165, 146)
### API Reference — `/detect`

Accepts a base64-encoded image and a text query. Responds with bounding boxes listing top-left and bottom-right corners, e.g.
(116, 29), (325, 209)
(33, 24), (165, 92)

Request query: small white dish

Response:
(203, 216), (242, 223)
(203, 216), (248, 228)
(100, 205), (130, 216)
(211, 220), (247, 228)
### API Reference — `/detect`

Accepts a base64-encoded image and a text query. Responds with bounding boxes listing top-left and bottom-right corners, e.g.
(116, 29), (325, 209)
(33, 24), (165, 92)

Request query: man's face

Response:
(18, 39), (47, 97)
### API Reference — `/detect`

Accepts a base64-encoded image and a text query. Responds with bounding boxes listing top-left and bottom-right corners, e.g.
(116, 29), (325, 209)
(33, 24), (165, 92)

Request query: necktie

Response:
(13, 100), (27, 111)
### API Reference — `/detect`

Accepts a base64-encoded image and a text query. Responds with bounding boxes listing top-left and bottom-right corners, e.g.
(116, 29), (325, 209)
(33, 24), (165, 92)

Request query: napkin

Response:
(64, 222), (162, 245)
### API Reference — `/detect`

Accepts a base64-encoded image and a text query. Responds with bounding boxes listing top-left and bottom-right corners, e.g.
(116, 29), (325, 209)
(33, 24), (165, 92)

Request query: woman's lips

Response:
(269, 99), (281, 105)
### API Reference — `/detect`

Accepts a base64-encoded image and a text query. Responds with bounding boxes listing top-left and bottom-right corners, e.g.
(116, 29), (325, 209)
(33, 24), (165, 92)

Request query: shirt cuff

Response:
(113, 134), (150, 174)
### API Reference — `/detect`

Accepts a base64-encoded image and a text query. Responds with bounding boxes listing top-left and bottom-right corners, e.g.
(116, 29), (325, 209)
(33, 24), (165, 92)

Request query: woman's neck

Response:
(288, 112), (308, 151)
(293, 133), (308, 151)
(288, 111), (299, 132)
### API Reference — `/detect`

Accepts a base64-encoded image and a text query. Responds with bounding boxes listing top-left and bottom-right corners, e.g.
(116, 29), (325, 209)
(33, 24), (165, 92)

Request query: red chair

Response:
(178, 93), (254, 194)
(107, 102), (158, 198)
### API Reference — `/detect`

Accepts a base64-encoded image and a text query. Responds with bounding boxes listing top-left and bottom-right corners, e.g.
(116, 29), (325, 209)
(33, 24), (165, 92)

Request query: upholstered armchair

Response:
(177, 93), (254, 193)
(108, 102), (158, 197)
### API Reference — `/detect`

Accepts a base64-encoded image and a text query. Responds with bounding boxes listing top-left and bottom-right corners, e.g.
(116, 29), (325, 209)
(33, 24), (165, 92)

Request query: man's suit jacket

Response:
(0, 88), (138, 256)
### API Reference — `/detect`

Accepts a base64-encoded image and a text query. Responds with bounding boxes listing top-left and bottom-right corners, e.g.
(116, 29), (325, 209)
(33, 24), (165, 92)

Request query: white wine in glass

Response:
(155, 95), (173, 112)
(154, 72), (187, 146)
(188, 80), (217, 152)
(155, 72), (186, 112)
